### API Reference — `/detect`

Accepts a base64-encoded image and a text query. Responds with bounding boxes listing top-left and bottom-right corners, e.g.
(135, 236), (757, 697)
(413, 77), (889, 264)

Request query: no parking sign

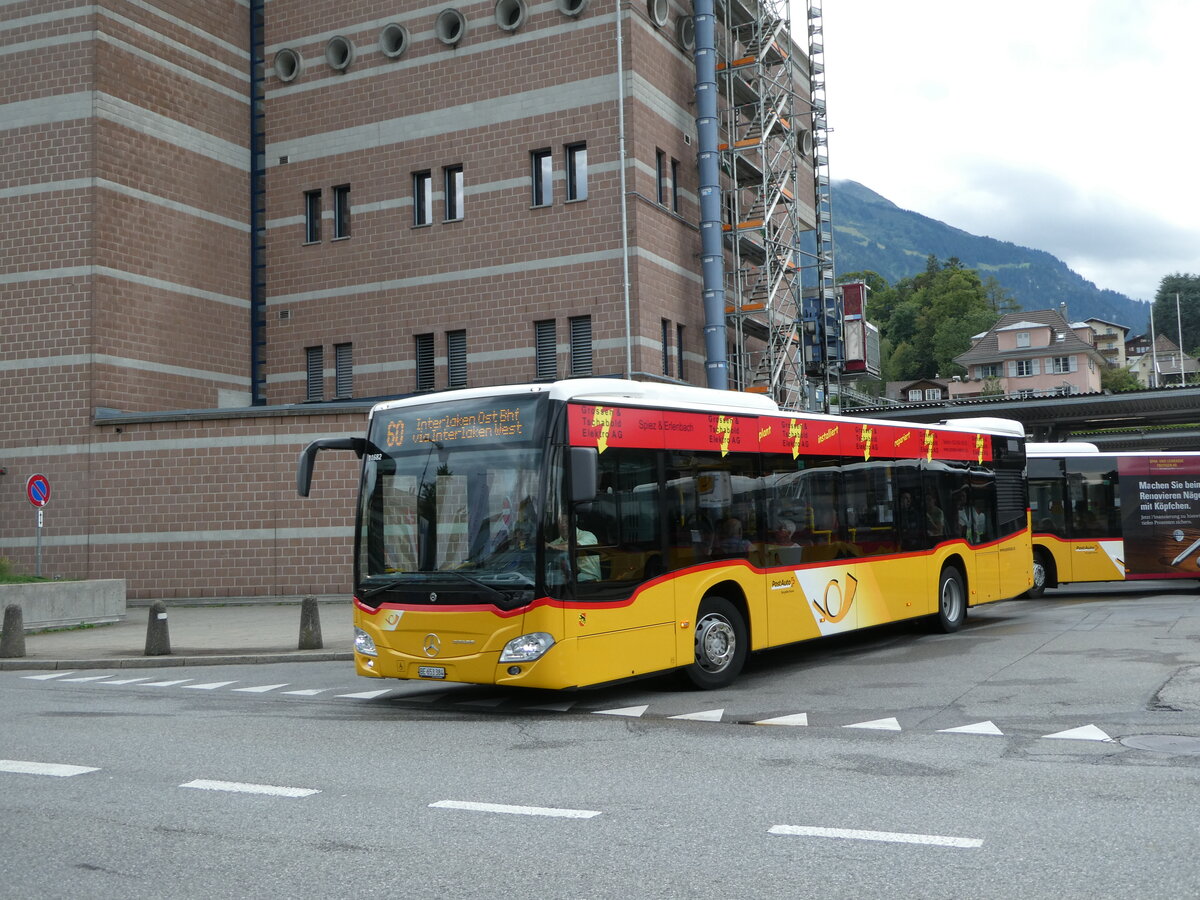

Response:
(26, 473), (51, 508)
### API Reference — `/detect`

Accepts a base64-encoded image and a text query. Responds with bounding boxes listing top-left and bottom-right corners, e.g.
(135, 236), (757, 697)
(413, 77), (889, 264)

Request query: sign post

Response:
(26, 474), (50, 577)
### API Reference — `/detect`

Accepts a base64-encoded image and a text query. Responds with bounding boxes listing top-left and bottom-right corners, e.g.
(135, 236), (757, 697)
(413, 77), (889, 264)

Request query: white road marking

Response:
(769, 824), (982, 848)
(142, 679), (194, 687)
(22, 672), (76, 680)
(430, 799), (601, 819)
(939, 721), (1004, 736)
(60, 675), (114, 683)
(180, 779), (319, 798)
(1043, 724), (1114, 742)
(594, 704), (649, 717)
(232, 684), (289, 693)
(669, 708), (724, 722)
(182, 681), (238, 690)
(754, 713), (809, 727)
(282, 688), (328, 696)
(0, 759), (100, 778)
(101, 677), (155, 685)
(336, 689), (393, 699)
(844, 717), (901, 731)
(523, 701), (576, 712)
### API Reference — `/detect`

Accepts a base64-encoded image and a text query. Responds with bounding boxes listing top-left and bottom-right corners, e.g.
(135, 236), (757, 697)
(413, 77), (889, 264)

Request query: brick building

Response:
(1, 0), (816, 598)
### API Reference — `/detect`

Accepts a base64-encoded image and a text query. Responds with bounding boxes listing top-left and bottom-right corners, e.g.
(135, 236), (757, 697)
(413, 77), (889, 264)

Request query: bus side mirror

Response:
(569, 446), (598, 503)
(297, 437), (366, 497)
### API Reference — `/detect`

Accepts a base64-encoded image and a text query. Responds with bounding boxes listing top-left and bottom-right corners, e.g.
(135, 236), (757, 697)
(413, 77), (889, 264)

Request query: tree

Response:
(1149, 273), (1200, 354)
(1100, 365), (1141, 393)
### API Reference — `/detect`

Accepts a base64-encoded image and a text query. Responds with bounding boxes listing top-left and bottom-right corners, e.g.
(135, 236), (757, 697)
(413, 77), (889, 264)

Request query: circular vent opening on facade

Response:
(556, 0), (589, 16)
(436, 9), (467, 45)
(648, 0), (669, 27)
(495, 0), (526, 31)
(379, 23), (409, 58)
(325, 35), (355, 71)
(800, 129), (813, 158)
(274, 48), (303, 82)
(675, 14), (695, 51)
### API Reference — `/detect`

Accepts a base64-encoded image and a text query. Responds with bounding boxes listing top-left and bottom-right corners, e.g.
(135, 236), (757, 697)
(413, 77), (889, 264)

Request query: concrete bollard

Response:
(144, 600), (171, 656)
(298, 595), (323, 650)
(0, 604), (26, 658)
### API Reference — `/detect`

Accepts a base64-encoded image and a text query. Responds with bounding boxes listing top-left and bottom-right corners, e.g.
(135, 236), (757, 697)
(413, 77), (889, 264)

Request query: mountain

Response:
(831, 180), (1150, 332)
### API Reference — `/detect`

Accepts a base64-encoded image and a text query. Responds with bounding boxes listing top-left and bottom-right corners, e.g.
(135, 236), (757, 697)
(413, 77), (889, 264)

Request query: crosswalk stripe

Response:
(180, 779), (319, 798)
(0, 759), (99, 778)
(430, 799), (601, 819)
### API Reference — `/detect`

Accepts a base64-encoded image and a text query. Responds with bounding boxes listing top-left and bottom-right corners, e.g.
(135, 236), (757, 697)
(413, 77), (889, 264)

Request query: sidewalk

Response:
(0, 599), (355, 671)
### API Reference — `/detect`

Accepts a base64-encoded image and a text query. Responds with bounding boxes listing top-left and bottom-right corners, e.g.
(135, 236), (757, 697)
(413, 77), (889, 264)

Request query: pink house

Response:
(950, 309), (1106, 399)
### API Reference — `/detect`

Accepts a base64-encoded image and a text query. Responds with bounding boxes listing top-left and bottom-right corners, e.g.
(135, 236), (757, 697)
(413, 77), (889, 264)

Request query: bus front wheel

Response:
(684, 595), (747, 690)
(933, 567), (966, 633)
(1028, 550), (1049, 598)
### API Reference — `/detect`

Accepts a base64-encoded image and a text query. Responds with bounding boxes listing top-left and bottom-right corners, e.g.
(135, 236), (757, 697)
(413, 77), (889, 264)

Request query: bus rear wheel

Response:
(933, 566), (966, 633)
(684, 595), (747, 690)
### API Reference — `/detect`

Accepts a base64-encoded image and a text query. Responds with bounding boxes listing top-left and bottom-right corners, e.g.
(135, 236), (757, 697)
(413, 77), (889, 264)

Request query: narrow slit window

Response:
(413, 171), (432, 226)
(656, 149), (666, 205)
(661, 318), (671, 375)
(566, 142), (587, 201)
(333, 184), (351, 239)
(670, 158), (680, 212)
(676, 323), (685, 380)
(531, 149), (553, 207)
(304, 190), (322, 243)
(444, 165), (464, 222)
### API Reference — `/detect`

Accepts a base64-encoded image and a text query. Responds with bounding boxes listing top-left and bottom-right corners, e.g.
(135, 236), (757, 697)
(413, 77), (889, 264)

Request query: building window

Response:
(415, 333), (435, 390)
(534, 319), (557, 379)
(676, 323), (685, 380)
(447, 329), (467, 387)
(305, 346), (324, 400)
(569, 315), (592, 375)
(1017, 331), (1031, 348)
(531, 149), (552, 207)
(304, 190), (321, 243)
(334, 342), (353, 397)
(670, 157), (680, 213)
(924, 387), (942, 401)
(413, 171), (432, 226)
(1052, 355), (1075, 374)
(907, 389), (922, 402)
(661, 318), (671, 375)
(978, 363), (1000, 378)
(1015, 359), (1033, 377)
(656, 149), (666, 205)
(566, 142), (587, 201)
(332, 184), (351, 239)
(444, 165), (464, 221)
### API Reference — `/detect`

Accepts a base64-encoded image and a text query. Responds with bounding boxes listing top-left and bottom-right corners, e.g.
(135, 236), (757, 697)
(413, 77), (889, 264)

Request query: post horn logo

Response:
(811, 574), (858, 624)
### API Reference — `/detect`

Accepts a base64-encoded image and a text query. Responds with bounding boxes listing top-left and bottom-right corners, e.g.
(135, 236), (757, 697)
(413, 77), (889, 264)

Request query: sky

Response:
(816, 0), (1199, 303)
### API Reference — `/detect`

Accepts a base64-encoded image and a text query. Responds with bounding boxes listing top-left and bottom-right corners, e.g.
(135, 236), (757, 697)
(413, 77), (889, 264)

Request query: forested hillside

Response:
(832, 180), (1150, 331)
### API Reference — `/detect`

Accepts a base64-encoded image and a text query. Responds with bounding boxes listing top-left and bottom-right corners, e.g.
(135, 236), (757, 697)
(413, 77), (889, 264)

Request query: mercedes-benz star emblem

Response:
(423, 633), (441, 657)
(429, 592), (438, 603)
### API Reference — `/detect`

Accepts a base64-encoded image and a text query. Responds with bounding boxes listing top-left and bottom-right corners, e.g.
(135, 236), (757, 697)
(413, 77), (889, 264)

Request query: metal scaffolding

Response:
(715, 0), (828, 409)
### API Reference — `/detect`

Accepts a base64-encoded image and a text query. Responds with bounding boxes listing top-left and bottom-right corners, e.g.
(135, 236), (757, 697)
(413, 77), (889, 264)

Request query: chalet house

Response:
(1128, 334), (1200, 387)
(950, 310), (1106, 399)
(886, 378), (953, 403)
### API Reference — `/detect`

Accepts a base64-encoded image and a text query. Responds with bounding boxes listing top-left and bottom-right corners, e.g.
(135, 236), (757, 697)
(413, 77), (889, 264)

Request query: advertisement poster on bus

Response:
(1118, 456), (1200, 578)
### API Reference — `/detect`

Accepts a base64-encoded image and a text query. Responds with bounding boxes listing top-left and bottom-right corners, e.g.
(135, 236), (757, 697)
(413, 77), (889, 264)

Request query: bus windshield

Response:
(356, 395), (547, 595)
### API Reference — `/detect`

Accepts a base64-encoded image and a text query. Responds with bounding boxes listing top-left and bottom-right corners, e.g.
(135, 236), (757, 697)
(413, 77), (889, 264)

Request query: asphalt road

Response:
(3, 582), (1199, 899)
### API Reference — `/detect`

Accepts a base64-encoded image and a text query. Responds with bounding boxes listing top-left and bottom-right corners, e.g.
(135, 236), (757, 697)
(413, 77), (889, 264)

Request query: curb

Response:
(0, 651), (355, 671)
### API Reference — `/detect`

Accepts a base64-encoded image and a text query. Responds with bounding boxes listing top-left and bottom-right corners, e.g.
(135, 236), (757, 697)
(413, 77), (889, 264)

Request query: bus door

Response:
(966, 469), (1000, 602)
(1063, 458), (1122, 581)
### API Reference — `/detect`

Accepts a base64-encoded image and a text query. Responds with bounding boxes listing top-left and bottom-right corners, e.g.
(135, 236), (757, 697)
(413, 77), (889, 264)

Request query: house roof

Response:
(1084, 317), (1129, 332)
(954, 309), (1105, 367)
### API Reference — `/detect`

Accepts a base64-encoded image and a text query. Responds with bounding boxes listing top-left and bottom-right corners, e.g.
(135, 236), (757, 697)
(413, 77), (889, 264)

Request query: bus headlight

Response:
(354, 627), (378, 657)
(499, 632), (555, 663)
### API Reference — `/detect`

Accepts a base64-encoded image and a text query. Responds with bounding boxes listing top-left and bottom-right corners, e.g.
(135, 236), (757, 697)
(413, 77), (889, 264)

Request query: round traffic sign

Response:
(26, 474), (50, 508)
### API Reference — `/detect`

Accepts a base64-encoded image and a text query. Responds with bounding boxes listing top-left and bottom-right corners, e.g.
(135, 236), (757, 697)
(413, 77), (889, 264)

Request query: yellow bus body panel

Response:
(355, 533), (1031, 690)
(1034, 535), (1125, 584)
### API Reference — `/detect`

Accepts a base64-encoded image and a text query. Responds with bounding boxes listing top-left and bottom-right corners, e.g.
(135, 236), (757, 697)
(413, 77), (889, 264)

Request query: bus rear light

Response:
(499, 632), (555, 662)
(354, 627), (378, 657)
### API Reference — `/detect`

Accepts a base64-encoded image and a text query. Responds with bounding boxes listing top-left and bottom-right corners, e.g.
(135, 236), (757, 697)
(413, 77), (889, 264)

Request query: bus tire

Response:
(1028, 549), (1050, 598)
(683, 595), (747, 690)
(933, 566), (966, 633)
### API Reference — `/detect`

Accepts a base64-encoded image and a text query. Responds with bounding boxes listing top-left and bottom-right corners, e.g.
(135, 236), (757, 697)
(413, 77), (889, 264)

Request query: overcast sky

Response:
(817, 0), (1198, 302)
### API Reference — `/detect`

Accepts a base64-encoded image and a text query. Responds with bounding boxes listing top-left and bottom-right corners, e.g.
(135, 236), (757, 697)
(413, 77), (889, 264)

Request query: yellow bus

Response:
(299, 379), (1031, 690)
(1027, 442), (1200, 596)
